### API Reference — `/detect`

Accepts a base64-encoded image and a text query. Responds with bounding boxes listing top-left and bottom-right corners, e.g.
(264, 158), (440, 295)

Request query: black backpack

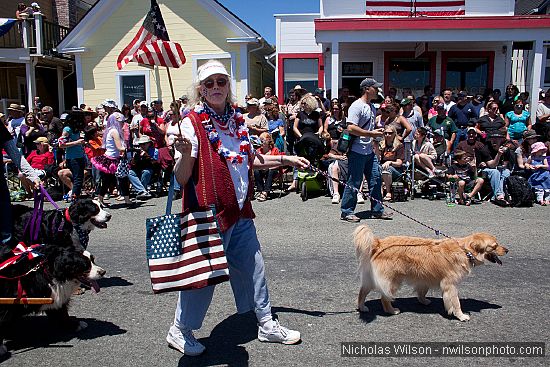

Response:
(504, 175), (534, 207)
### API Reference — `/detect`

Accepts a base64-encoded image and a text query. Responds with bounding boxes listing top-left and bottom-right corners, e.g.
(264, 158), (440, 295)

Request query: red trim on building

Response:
(315, 15), (550, 31)
(383, 51), (436, 95)
(440, 51), (495, 91)
(277, 53), (324, 104)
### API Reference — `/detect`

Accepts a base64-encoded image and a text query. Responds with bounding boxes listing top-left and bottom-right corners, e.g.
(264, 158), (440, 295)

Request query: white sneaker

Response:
(331, 193), (340, 204)
(166, 325), (205, 356)
(258, 320), (301, 345)
(357, 193), (365, 204)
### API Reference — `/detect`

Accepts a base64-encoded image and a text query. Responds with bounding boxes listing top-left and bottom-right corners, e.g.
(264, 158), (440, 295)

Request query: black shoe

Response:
(371, 212), (393, 220)
(492, 198), (509, 207)
(340, 214), (361, 223)
(124, 202), (137, 209)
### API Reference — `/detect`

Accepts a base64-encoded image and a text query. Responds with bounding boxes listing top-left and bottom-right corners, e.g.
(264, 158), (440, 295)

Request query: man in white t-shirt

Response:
(442, 89), (456, 114)
(340, 78), (392, 222)
(131, 102), (149, 143)
(535, 88), (550, 138)
(6, 104), (25, 141)
(258, 86), (273, 110)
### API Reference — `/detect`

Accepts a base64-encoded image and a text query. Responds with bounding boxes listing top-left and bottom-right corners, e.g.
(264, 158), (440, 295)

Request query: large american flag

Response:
(146, 209), (229, 293)
(365, 0), (465, 16)
(117, 0), (185, 70)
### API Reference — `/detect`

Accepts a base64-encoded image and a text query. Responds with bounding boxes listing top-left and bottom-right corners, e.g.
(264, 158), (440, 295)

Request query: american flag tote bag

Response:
(145, 176), (229, 294)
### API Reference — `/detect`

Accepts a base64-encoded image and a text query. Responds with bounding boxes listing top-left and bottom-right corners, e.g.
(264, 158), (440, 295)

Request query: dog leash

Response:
(306, 164), (454, 239)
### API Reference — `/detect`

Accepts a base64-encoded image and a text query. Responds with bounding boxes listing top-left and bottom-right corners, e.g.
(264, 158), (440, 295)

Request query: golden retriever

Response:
(353, 225), (508, 321)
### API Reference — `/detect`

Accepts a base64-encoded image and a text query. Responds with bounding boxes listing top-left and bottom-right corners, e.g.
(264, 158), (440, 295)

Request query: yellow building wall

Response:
(80, 0), (246, 108)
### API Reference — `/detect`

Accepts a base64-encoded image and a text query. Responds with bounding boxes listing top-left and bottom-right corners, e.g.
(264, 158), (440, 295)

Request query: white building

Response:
(275, 0), (550, 122)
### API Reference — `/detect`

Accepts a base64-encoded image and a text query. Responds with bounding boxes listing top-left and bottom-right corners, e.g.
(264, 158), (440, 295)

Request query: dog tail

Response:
(353, 224), (374, 261)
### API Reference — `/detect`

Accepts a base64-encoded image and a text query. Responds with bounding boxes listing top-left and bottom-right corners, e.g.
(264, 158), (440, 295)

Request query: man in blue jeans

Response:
(340, 78), (393, 222)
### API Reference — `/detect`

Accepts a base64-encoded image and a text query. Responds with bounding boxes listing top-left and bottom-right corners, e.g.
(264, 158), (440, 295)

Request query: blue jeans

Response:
(66, 157), (86, 197)
(128, 168), (153, 193)
(341, 151), (383, 216)
(453, 127), (468, 151)
(482, 167), (511, 199)
(91, 166), (101, 195)
(173, 218), (272, 330)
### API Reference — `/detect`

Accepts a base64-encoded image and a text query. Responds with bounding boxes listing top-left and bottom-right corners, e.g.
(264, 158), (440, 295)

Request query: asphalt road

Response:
(2, 192), (549, 367)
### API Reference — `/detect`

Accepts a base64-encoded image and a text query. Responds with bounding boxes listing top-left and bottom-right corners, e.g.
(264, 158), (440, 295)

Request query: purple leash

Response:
(23, 186), (63, 243)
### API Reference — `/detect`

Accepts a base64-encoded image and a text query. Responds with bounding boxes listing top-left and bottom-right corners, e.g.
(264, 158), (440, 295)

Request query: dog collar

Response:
(74, 224), (90, 250)
(64, 208), (72, 223)
(465, 251), (476, 267)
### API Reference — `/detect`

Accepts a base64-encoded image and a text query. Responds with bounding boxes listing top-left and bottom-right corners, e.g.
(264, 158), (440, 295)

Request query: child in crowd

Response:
(267, 107), (285, 152)
(446, 150), (484, 206)
(84, 126), (105, 198)
(527, 142), (550, 205)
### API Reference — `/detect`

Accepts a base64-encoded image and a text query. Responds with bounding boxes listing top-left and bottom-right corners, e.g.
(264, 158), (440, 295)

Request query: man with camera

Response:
(457, 127), (514, 206)
(128, 135), (160, 200)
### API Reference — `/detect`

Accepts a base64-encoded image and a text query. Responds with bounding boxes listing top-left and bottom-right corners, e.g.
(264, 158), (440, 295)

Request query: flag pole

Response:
(165, 66), (182, 136)
(166, 66), (176, 102)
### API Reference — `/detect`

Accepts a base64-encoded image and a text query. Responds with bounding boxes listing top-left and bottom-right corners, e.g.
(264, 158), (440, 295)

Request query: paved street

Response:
(2, 193), (549, 367)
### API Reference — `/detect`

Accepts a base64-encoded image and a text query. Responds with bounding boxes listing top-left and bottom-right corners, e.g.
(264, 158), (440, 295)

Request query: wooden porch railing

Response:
(0, 17), (69, 55)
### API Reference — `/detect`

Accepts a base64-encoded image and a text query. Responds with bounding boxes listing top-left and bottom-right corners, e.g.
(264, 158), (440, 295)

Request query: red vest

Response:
(182, 111), (255, 232)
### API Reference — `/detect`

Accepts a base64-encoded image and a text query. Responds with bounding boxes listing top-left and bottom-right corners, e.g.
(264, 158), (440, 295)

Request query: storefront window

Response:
(388, 57), (431, 98)
(120, 75), (146, 106)
(116, 70), (150, 108)
(445, 57), (489, 95)
(342, 62), (373, 97)
(283, 58), (318, 99)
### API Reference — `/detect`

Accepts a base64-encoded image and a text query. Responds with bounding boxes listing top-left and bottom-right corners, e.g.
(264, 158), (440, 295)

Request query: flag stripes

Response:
(116, 0), (185, 70)
(366, 0), (465, 16)
(146, 207), (228, 294)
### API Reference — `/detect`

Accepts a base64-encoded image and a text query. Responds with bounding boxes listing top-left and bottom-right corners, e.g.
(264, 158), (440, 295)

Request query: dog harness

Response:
(0, 242), (48, 304)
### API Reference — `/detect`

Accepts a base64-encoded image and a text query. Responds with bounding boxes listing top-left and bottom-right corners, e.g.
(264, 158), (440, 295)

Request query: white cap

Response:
(102, 99), (118, 109)
(31, 2), (40, 7)
(197, 60), (230, 82)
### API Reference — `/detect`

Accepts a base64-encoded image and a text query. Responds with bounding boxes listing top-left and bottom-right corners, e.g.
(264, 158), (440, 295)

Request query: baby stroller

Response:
(294, 133), (327, 201)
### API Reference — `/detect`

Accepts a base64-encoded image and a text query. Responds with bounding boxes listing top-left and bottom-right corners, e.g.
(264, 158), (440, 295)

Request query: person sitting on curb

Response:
(412, 126), (438, 177)
(129, 135), (159, 200)
(446, 150), (484, 206)
(483, 131), (517, 206)
(253, 132), (281, 202)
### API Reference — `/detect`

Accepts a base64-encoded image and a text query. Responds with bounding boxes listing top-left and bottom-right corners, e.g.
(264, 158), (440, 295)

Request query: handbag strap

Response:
(165, 174), (175, 216)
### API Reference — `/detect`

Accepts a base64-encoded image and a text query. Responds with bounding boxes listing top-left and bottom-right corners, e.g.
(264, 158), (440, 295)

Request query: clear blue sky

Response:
(217, 0), (319, 45)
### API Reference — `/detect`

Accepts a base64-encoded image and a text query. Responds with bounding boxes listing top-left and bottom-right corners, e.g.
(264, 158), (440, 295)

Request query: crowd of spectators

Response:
(237, 82), (550, 207)
(2, 81), (550, 208)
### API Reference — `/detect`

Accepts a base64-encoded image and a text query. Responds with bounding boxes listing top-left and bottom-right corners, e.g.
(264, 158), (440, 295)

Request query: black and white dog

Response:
(0, 240), (106, 358)
(12, 198), (112, 251)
